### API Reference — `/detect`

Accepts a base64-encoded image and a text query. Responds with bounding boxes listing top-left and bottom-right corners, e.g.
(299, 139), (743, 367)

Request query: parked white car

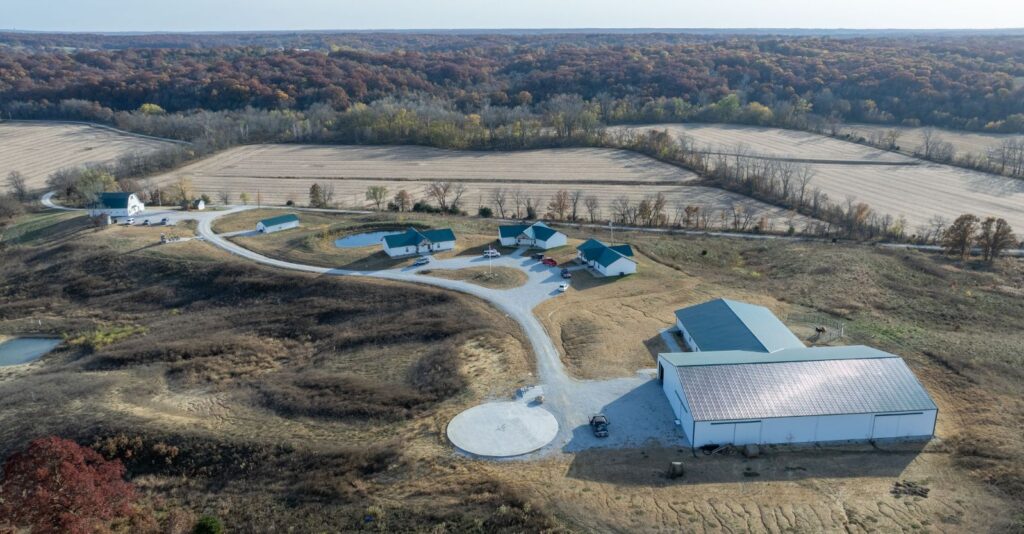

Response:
(558, 282), (569, 292)
(483, 248), (501, 258)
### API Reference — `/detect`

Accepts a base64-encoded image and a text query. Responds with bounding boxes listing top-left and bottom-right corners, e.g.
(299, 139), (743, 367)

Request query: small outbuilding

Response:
(192, 199), (206, 211)
(88, 192), (145, 219)
(257, 213), (300, 233)
(498, 221), (567, 249)
(657, 346), (938, 448)
(575, 238), (637, 277)
(674, 298), (804, 353)
(382, 227), (457, 257)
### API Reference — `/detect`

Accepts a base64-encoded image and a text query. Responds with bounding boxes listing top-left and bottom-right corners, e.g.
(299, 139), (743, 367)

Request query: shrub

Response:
(194, 515), (224, 534)
(0, 436), (144, 534)
(478, 206), (493, 218)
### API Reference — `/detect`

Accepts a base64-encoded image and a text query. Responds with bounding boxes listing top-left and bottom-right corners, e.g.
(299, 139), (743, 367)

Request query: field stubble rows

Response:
(622, 123), (1024, 231)
(155, 144), (813, 229)
(0, 122), (177, 190)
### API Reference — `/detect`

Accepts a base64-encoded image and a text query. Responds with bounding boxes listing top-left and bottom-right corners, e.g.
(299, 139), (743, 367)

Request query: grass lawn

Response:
(418, 266), (528, 289)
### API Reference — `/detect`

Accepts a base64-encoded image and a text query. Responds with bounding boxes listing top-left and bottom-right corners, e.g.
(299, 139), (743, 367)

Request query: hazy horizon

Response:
(6, 0), (1023, 33)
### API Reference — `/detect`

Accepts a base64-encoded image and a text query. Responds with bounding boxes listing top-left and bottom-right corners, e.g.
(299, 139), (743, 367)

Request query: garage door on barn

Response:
(871, 412), (932, 440)
(705, 421), (762, 445)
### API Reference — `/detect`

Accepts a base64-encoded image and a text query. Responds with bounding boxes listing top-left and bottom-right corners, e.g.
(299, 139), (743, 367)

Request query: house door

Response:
(733, 422), (762, 445)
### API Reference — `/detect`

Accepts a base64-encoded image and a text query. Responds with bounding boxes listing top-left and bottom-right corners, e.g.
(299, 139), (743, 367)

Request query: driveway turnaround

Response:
(447, 401), (559, 457)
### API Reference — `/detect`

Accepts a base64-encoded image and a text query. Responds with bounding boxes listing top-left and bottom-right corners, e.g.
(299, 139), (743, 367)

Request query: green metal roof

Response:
(498, 224), (530, 238)
(576, 238), (635, 268)
(92, 192), (133, 209)
(258, 213), (299, 228)
(384, 227), (456, 247)
(673, 298), (804, 353)
(531, 223), (558, 241)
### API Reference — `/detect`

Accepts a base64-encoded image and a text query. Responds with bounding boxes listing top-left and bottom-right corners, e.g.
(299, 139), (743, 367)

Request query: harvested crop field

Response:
(806, 162), (1024, 230)
(158, 144), (700, 184)
(618, 123), (1024, 231)
(611, 123), (912, 162)
(0, 122), (179, 191)
(155, 144), (813, 230)
(843, 123), (1024, 158)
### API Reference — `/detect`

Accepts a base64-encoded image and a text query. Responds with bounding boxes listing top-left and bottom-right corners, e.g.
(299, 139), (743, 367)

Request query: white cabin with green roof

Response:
(256, 213), (300, 233)
(497, 221), (566, 249)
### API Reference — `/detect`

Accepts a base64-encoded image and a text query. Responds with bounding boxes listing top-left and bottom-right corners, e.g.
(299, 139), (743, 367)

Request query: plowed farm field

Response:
(155, 144), (813, 229)
(0, 122), (179, 191)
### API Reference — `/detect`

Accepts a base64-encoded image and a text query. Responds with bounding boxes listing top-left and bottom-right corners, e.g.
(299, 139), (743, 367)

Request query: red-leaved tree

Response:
(0, 436), (141, 534)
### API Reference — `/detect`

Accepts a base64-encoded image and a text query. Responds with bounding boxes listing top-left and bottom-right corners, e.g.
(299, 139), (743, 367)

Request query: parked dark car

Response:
(560, 268), (572, 279)
(531, 253), (544, 260)
(541, 258), (558, 267)
(590, 414), (610, 438)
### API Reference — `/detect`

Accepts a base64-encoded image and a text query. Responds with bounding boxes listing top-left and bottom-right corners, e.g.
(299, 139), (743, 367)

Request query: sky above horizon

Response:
(5, 0), (1023, 32)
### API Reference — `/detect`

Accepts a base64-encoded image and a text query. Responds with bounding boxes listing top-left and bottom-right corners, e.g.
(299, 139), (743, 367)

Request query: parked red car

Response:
(541, 258), (558, 267)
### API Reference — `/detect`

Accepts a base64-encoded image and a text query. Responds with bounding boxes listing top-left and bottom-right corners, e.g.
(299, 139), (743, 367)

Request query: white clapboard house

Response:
(382, 227), (457, 257)
(658, 299), (937, 449)
(575, 238), (637, 277)
(497, 221), (567, 249)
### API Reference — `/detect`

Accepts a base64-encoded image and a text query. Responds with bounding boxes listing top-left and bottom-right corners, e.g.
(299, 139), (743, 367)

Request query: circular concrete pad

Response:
(447, 401), (559, 457)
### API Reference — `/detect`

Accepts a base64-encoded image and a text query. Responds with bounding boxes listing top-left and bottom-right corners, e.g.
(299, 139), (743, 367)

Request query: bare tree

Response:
(393, 189), (412, 212)
(510, 188), (525, 218)
(322, 182), (335, 207)
(490, 188), (508, 218)
(584, 195), (600, 223)
(217, 190), (231, 205)
(569, 190), (584, 221)
(365, 185), (388, 210)
(795, 166), (815, 208)
(6, 171), (28, 201)
(942, 214), (980, 261)
(547, 190), (570, 220)
(449, 183), (468, 213)
(977, 217), (1017, 263)
(426, 181), (453, 212)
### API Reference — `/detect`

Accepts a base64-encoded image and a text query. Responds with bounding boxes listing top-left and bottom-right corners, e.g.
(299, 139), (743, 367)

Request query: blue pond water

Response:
(0, 337), (61, 366)
(334, 231), (401, 248)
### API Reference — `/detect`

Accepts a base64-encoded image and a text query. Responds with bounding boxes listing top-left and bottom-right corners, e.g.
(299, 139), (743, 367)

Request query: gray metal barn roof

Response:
(667, 348), (937, 422)
(674, 298), (804, 353)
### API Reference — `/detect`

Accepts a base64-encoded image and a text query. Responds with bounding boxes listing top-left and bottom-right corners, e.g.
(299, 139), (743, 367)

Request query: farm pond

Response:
(0, 338), (61, 366)
(334, 230), (401, 248)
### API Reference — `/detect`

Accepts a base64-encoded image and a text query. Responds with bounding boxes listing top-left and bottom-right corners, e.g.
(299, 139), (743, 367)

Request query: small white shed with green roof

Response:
(256, 213), (300, 233)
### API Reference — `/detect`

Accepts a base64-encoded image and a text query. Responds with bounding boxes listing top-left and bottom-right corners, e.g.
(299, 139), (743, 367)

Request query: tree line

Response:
(2, 33), (1023, 133)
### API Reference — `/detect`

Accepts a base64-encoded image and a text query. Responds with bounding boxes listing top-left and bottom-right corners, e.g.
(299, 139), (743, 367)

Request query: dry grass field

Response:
(611, 123), (913, 162)
(0, 122), (178, 191)
(620, 123), (1024, 232)
(1, 210), (1022, 531)
(218, 209), (502, 271)
(844, 123), (1024, 158)
(419, 266), (528, 289)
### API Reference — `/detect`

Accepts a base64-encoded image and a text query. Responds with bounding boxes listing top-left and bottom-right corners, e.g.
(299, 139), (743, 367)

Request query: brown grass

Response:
(419, 266), (528, 289)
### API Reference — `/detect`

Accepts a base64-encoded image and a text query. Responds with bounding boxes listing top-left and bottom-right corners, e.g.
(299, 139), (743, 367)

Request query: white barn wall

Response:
(257, 220), (299, 233)
(499, 236), (518, 247)
(689, 411), (937, 448)
(657, 357), (695, 445)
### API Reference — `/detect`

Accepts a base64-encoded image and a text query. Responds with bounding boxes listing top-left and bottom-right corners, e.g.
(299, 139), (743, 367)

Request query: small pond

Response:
(335, 230), (402, 248)
(0, 337), (61, 367)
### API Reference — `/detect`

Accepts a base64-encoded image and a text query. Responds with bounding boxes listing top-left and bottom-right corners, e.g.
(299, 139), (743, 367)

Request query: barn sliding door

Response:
(733, 422), (762, 445)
